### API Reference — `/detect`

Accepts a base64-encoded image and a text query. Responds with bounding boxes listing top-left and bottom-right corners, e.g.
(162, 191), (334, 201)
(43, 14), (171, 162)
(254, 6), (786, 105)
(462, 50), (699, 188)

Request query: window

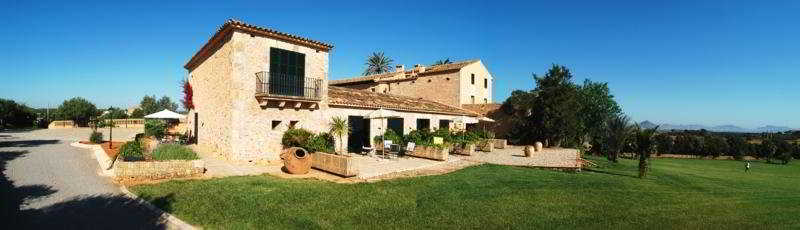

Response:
(289, 121), (299, 129)
(271, 121), (281, 130)
(269, 48), (306, 97)
(484, 78), (488, 88)
(439, 120), (451, 131)
(471, 96), (475, 104)
(416, 119), (430, 131)
(388, 118), (404, 135)
(471, 74), (475, 85)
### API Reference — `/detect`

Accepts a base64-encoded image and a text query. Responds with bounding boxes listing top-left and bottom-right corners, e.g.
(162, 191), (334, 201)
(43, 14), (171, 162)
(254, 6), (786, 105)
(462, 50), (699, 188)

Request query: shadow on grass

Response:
(1, 148), (168, 229)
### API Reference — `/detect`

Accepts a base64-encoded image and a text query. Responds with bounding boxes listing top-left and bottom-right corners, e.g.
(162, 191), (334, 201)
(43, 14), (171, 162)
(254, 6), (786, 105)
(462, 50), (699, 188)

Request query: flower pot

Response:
(311, 152), (358, 177)
(534, 142), (543, 152)
(280, 147), (312, 174)
(524, 146), (535, 157)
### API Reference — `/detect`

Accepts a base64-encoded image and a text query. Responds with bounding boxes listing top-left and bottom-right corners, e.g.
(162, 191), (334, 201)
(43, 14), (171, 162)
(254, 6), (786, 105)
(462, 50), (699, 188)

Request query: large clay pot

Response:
(534, 142), (543, 152)
(524, 146), (535, 157)
(280, 147), (312, 174)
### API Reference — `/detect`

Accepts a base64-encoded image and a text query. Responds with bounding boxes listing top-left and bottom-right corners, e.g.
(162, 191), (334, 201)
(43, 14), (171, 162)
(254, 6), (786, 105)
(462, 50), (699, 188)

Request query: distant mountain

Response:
(755, 125), (793, 133)
(637, 121), (794, 133)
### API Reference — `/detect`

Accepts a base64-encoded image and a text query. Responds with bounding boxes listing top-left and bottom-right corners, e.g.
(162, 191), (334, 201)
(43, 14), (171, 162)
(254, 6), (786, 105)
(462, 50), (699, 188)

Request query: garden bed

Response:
(311, 152), (358, 177)
(78, 141), (125, 158)
(451, 143), (476, 156)
(408, 145), (449, 161)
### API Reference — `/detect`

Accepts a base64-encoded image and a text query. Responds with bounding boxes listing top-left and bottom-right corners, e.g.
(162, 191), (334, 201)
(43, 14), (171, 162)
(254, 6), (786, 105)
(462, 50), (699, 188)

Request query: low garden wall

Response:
(492, 139), (507, 149)
(311, 152), (358, 177)
(477, 140), (494, 152)
(451, 144), (476, 156)
(48, 120), (75, 129)
(408, 146), (449, 161)
(115, 159), (205, 180)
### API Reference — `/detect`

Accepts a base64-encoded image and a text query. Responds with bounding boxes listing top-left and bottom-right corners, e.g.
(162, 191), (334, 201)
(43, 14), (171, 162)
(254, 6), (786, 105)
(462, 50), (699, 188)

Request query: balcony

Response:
(255, 71), (322, 108)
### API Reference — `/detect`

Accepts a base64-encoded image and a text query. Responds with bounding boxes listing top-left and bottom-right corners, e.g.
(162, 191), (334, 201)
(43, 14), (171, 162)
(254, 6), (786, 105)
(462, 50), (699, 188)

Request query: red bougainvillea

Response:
(181, 79), (194, 110)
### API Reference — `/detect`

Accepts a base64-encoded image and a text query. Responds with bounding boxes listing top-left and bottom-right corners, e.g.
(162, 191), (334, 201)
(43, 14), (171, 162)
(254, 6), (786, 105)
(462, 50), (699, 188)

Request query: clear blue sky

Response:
(2, 1), (798, 128)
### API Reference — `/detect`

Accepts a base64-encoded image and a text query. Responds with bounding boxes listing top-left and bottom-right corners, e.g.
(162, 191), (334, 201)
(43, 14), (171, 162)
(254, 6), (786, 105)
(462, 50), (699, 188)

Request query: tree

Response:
(157, 96), (178, 112)
(329, 117), (350, 155)
(57, 97), (97, 126)
(603, 114), (632, 163)
(433, 58), (452, 65)
(530, 65), (583, 147)
(363, 51), (394, 75)
(99, 107), (128, 120)
(727, 136), (748, 160)
(0, 98), (36, 129)
(578, 79), (622, 146)
(181, 78), (194, 110)
(633, 125), (659, 178)
(654, 134), (673, 155)
(704, 136), (729, 158)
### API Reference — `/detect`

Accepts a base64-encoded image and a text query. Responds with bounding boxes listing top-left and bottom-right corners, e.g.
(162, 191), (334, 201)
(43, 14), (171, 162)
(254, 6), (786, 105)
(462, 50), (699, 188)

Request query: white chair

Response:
(406, 142), (416, 152)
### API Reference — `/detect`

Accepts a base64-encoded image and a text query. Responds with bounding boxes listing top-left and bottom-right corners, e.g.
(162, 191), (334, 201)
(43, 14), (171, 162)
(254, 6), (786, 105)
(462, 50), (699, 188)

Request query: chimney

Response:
(414, 64), (426, 73)
(395, 64), (404, 73)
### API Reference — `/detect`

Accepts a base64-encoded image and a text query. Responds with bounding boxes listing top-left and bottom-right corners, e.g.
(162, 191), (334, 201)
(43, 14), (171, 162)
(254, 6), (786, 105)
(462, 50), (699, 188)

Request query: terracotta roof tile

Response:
(330, 59), (479, 85)
(328, 86), (479, 116)
(185, 19), (333, 70)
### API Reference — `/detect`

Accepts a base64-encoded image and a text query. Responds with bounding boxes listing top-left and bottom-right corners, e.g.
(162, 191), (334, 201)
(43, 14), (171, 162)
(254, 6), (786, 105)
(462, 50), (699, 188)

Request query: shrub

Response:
(145, 119), (167, 138)
(374, 129), (403, 145)
(89, 131), (104, 144)
(305, 132), (335, 153)
(282, 128), (314, 148)
(151, 144), (198, 161)
(120, 141), (144, 161)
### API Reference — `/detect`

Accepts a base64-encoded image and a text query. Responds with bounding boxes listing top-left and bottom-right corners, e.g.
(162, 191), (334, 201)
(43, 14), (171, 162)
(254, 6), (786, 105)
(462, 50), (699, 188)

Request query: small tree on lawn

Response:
(634, 125), (659, 178)
(603, 114), (632, 163)
(329, 117), (350, 155)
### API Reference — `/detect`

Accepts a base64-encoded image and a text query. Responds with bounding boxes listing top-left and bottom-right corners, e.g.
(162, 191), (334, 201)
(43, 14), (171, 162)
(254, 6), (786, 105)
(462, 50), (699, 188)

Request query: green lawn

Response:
(131, 157), (800, 229)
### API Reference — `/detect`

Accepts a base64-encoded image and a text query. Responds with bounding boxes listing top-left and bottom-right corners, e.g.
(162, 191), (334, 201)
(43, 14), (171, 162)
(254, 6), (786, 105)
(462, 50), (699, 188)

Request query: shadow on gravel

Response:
(1, 150), (167, 229)
(0, 139), (60, 148)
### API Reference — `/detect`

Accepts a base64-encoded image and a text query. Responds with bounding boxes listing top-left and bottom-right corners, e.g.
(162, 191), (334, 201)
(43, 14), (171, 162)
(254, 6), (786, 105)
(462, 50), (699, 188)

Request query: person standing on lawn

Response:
(745, 160), (751, 173)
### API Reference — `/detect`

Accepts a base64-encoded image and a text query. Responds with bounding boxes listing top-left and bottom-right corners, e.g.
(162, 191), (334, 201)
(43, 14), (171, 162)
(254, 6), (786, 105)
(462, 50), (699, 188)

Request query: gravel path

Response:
(462, 145), (581, 168)
(1, 128), (168, 229)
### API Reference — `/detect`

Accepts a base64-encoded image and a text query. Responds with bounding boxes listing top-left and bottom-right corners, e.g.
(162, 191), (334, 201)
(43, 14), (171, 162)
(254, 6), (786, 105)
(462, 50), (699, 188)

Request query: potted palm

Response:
(329, 117), (350, 155)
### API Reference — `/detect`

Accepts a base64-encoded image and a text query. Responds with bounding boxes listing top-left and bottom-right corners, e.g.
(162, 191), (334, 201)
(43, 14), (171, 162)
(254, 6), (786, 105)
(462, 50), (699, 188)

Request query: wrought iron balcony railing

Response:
(255, 71), (322, 101)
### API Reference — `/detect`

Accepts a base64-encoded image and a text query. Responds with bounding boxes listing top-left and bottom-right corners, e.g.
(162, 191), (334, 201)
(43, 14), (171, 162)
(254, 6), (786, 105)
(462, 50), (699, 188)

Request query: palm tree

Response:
(329, 117), (350, 155)
(633, 125), (659, 178)
(363, 52), (394, 75)
(604, 114), (632, 163)
(433, 58), (452, 65)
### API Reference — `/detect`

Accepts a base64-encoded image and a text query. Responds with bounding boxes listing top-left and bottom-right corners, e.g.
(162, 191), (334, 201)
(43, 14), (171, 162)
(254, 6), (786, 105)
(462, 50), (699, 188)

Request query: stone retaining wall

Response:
(115, 160), (205, 180)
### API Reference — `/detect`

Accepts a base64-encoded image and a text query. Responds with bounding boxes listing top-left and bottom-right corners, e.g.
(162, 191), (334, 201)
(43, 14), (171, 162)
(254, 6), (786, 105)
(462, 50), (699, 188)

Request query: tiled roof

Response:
(328, 86), (479, 116)
(185, 19), (334, 71)
(462, 103), (502, 117)
(330, 59), (479, 85)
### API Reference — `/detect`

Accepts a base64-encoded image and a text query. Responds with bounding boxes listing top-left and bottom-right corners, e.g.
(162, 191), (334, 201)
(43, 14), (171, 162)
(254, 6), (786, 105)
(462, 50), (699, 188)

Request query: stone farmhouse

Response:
(330, 60), (494, 108)
(183, 20), (480, 161)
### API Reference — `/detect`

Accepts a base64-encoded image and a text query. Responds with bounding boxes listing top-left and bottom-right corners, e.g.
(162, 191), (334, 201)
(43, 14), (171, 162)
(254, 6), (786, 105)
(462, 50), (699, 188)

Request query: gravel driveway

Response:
(1, 128), (168, 229)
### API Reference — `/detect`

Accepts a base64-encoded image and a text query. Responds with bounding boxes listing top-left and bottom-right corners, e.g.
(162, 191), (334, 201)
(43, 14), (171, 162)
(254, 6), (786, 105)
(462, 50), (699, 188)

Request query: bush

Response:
(89, 131), (104, 144)
(151, 144), (198, 161)
(120, 141), (144, 161)
(305, 132), (335, 153)
(282, 128), (314, 148)
(374, 129), (403, 145)
(145, 119), (167, 138)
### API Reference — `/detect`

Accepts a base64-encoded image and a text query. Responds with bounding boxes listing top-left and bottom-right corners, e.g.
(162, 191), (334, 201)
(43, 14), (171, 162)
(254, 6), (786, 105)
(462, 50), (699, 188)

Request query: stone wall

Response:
(187, 31), (235, 158)
(48, 120), (75, 129)
(374, 72), (462, 107)
(114, 160), (205, 180)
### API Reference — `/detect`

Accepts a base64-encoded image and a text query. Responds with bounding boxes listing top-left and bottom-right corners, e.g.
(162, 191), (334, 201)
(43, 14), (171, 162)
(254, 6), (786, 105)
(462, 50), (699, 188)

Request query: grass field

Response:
(131, 157), (800, 229)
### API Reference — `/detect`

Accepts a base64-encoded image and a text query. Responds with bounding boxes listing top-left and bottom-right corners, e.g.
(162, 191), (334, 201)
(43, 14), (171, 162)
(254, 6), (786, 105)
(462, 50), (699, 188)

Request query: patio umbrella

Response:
(144, 109), (186, 119)
(365, 108), (399, 158)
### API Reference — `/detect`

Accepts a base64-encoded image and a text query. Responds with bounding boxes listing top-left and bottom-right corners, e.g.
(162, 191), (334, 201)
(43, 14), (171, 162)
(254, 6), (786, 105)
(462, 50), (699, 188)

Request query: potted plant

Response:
(329, 117), (350, 155)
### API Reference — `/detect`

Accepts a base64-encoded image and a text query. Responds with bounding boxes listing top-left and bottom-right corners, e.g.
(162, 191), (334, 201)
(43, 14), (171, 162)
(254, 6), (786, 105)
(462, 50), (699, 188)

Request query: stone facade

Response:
(185, 21), (479, 162)
(332, 60), (494, 108)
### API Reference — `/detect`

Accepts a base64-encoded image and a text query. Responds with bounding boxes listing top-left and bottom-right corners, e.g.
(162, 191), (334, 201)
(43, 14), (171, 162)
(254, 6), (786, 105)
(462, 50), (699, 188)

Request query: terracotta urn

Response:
(534, 142), (543, 152)
(524, 146), (535, 157)
(280, 147), (312, 174)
